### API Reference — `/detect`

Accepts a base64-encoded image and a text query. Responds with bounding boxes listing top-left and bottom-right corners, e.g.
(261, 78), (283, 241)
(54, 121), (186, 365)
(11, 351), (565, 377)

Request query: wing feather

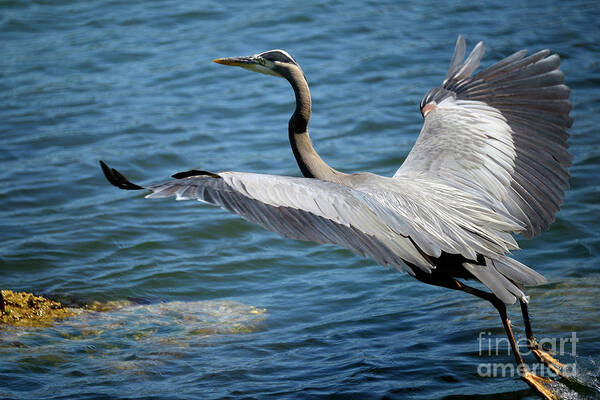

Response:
(100, 159), (547, 303)
(145, 171), (438, 272)
(396, 37), (571, 239)
(446, 35), (467, 80)
(448, 41), (485, 82)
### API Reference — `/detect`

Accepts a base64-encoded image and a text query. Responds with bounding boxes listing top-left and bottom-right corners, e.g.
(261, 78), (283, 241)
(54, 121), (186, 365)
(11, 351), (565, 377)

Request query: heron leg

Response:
(412, 271), (558, 399)
(520, 299), (567, 378)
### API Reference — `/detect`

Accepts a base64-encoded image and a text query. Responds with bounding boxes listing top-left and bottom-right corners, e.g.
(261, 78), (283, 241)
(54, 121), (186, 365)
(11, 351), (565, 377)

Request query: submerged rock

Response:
(1, 290), (267, 338)
(0, 290), (77, 327)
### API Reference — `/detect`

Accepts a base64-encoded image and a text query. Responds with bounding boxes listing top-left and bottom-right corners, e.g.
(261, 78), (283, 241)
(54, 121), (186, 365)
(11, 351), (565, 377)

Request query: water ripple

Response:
(2, 0), (600, 399)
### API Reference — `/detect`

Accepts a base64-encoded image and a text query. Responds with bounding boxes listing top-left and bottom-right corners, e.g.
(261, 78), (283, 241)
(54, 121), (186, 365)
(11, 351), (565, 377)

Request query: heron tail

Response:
(463, 256), (547, 304)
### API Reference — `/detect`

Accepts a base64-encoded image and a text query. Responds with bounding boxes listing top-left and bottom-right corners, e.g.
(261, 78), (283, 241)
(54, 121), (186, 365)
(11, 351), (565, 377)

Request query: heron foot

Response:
(528, 339), (568, 378)
(522, 371), (559, 400)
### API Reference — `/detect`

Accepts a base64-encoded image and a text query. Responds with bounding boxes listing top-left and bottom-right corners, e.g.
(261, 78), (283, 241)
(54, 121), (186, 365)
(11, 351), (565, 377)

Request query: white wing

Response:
(148, 170), (530, 262)
(101, 161), (545, 303)
(117, 169), (436, 273)
(395, 35), (572, 239)
(347, 173), (523, 260)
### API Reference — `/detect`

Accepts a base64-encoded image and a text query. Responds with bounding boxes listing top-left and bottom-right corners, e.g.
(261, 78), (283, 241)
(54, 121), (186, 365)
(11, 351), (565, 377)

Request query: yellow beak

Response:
(213, 56), (254, 66)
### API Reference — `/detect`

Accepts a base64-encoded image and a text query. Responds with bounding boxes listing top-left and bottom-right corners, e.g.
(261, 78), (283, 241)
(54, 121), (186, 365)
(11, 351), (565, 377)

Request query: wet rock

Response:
(0, 290), (77, 327)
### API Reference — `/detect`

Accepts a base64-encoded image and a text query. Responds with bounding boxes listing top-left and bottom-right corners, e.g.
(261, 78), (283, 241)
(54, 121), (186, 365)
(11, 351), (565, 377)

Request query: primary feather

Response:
(397, 35), (571, 239)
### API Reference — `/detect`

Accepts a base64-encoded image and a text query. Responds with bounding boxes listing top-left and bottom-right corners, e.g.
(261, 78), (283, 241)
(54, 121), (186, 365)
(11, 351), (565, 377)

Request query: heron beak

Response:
(213, 55), (279, 77)
(213, 56), (256, 67)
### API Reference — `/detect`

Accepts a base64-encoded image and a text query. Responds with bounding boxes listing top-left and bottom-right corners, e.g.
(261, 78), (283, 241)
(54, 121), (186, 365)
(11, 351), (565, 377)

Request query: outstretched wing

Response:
(101, 161), (545, 303)
(395, 35), (572, 238)
(100, 162), (435, 274)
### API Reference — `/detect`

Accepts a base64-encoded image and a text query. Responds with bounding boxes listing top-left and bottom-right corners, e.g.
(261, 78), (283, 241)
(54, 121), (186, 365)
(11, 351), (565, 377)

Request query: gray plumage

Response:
(101, 38), (570, 305)
(407, 36), (571, 241)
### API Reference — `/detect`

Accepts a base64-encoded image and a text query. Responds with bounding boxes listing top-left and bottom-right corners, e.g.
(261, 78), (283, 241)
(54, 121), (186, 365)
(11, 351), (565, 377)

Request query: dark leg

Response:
(412, 270), (558, 399)
(521, 299), (534, 341)
(520, 299), (566, 377)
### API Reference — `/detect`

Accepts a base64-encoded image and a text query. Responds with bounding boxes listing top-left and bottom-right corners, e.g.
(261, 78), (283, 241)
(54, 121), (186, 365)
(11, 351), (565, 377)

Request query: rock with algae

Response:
(0, 290), (77, 327)
(1, 290), (266, 334)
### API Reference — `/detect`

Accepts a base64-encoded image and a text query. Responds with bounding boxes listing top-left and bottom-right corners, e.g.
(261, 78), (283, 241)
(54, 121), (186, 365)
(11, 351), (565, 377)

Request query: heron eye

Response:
(257, 58), (266, 66)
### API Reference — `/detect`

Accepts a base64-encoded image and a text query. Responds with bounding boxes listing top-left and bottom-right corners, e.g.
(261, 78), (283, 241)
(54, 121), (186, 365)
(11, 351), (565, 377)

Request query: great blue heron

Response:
(100, 36), (571, 399)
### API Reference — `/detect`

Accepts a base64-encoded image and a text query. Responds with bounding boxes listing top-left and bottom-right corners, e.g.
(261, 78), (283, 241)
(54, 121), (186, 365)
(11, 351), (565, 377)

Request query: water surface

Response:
(1, 0), (600, 399)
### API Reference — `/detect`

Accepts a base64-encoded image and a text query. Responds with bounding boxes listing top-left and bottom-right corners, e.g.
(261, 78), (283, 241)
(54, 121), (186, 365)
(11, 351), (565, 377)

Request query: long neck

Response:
(285, 67), (347, 183)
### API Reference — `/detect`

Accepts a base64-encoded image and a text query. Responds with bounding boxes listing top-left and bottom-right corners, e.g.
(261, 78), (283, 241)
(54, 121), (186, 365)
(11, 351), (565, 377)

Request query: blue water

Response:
(1, 0), (600, 399)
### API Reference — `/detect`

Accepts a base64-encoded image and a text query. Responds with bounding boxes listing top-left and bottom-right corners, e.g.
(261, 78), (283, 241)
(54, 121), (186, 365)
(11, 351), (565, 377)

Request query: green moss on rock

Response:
(0, 290), (76, 327)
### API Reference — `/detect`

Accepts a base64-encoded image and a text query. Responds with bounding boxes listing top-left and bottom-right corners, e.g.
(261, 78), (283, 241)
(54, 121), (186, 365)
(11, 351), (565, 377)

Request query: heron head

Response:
(213, 49), (299, 78)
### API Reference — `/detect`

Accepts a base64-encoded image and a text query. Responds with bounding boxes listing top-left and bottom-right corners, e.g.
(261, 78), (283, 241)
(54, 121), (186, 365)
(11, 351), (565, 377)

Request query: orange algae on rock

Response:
(0, 290), (76, 327)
